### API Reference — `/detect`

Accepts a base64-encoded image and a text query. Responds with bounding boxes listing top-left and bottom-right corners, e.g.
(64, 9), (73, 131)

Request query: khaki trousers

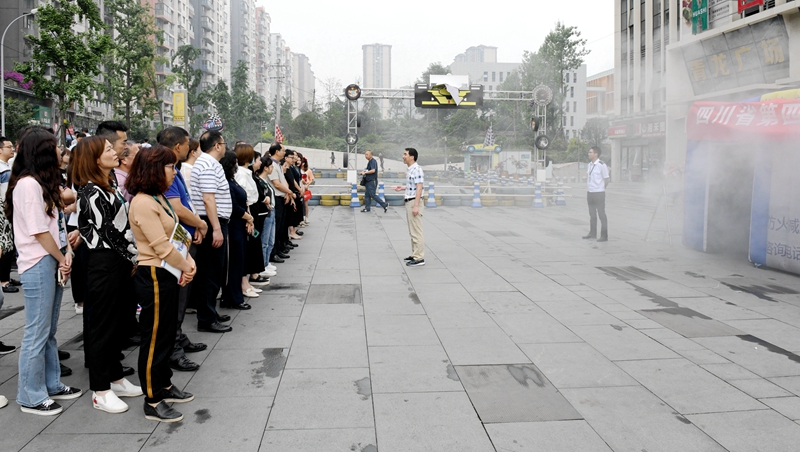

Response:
(405, 202), (425, 259)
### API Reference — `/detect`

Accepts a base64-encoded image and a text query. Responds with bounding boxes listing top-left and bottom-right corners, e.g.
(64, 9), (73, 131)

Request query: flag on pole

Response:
(275, 124), (284, 143)
(484, 123), (495, 147)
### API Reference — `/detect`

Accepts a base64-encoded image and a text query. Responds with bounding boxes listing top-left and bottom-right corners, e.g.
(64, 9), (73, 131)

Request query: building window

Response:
(574, 101), (577, 112)
(571, 116), (574, 127)
(566, 73), (570, 83)
(570, 86), (574, 98)
(492, 72), (496, 82)
(566, 102), (570, 112)
(483, 71), (488, 81)
(499, 72), (504, 82)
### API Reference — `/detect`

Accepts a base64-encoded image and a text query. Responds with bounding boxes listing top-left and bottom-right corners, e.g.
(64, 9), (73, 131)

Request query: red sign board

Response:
(687, 100), (800, 141)
(738, 0), (763, 13)
(608, 125), (627, 138)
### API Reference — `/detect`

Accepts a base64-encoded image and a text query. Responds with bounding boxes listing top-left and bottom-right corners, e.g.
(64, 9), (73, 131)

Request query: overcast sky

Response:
(254, 0), (615, 99)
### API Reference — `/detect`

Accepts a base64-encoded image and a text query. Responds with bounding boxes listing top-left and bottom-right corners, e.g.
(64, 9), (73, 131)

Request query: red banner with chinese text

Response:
(687, 100), (800, 141)
(738, 0), (763, 13)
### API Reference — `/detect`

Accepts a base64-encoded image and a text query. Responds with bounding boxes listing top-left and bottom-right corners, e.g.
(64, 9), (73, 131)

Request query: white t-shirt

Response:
(587, 160), (609, 193)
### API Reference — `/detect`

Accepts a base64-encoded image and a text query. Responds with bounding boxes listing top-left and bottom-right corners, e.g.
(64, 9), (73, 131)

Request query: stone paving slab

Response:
(485, 420), (613, 452)
(368, 345), (462, 394)
(687, 410), (800, 452)
(260, 428), (377, 452)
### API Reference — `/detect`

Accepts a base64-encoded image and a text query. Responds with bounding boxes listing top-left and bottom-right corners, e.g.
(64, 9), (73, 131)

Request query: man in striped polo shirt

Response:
(190, 130), (233, 333)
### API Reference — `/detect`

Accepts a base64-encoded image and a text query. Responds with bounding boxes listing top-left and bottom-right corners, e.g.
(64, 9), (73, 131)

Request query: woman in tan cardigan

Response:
(126, 145), (197, 423)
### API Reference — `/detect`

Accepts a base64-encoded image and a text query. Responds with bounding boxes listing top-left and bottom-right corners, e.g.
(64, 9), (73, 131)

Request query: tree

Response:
(416, 62), (450, 85)
(582, 117), (609, 147)
(2, 97), (35, 142)
(105, 0), (161, 129)
(172, 45), (206, 135)
(537, 22), (589, 138)
(16, 0), (113, 143)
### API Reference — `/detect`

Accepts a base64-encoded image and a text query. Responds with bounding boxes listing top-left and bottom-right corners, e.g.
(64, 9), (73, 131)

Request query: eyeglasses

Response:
(165, 164), (176, 171)
(217, 141), (226, 147)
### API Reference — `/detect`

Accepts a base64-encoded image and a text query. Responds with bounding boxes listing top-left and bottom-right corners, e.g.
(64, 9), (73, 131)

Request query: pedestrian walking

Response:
(583, 146), (610, 242)
(361, 150), (387, 213)
(394, 148), (425, 267)
(378, 152), (385, 171)
(330, 151), (336, 168)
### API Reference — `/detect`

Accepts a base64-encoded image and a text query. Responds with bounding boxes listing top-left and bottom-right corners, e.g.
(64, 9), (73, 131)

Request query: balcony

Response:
(154, 3), (173, 22)
(200, 0), (213, 9)
(200, 17), (214, 31)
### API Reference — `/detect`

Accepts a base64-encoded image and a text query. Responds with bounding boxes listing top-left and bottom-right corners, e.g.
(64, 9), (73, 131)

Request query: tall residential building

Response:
(449, 46), (519, 92)
(230, 0), (256, 90)
(362, 43), (391, 118)
(191, 0), (230, 90)
(562, 64), (588, 140)
(270, 33), (293, 119)
(291, 53), (315, 116)
(586, 69), (615, 119)
(254, 8), (271, 103)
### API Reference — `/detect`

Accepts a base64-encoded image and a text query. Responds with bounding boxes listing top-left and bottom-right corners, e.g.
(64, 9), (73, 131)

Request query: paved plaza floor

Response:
(4, 184), (800, 451)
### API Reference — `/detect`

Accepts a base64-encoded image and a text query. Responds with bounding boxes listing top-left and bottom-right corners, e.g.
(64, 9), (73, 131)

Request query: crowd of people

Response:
(0, 122), (313, 422)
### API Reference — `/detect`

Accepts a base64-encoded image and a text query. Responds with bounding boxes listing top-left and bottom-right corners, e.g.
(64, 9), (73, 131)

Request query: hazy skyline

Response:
(256, 0), (614, 99)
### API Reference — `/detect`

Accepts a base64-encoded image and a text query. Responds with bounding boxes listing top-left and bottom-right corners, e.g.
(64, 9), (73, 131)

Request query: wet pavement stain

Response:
(361, 445), (378, 452)
(738, 335), (800, 365)
(631, 285), (680, 308)
(165, 422), (183, 434)
(506, 365), (546, 388)
(611, 325), (624, 331)
(194, 408), (211, 424)
(684, 271), (706, 279)
(446, 364), (460, 381)
(721, 282), (798, 302)
(642, 307), (713, 320)
(251, 348), (287, 388)
(354, 377), (371, 400)
(408, 292), (421, 304)
(675, 415), (692, 425)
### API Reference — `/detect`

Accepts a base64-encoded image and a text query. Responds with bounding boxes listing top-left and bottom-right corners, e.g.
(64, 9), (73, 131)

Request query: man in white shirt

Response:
(583, 146), (610, 242)
(394, 148), (425, 267)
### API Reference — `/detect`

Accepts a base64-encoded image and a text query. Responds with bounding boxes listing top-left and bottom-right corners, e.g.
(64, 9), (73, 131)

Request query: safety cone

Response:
(472, 182), (482, 208)
(426, 182), (437, 208)
(533, 183), (544, 208)
(378, 181), (386, 203)
(556, 182), (566, 206)
(349, 183), (360, 208)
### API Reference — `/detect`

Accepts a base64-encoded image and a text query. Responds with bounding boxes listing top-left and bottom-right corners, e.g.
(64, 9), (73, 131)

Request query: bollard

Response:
(472, 182), (482, 208)
(556, 182), (566, 206)
(349, 183), (361, 208)
(426, 182), (437, 208)
(527, 178), (533, 186)
(533, 183), (544, 208)
(378, 181), (386, 203)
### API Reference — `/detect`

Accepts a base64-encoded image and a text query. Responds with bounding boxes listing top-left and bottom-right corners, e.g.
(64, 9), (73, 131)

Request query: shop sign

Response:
(687, 99), (800, 141)
(681, 16), (789, 96)
(608, 125), (627, 139)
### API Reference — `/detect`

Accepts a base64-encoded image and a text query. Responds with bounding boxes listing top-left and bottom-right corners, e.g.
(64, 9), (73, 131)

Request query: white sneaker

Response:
(244, 288), (260, 298)
(266, 264), (277, 271)
(92, 391), (129, 413)
(75, 304), (83, 315)
(251, 287), (263, 294)
(0, 395), (7, 408)
(260, 269), (277, 277)
(110, 379), (143, 397)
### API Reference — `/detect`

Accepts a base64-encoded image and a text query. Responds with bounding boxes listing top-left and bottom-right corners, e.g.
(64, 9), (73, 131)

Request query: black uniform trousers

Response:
(272, 198), (288, 255)
(194, 216), (228, 327)
(135, 266), (178, 404)
(171, 244), (198, 362)
(587, 191), (608, 239)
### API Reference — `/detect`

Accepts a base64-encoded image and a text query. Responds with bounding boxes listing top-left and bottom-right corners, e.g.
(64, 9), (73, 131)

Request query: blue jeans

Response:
(261, 213), (276, 263)
(17, 255), (66, 407)
(364, 180), (386, 211)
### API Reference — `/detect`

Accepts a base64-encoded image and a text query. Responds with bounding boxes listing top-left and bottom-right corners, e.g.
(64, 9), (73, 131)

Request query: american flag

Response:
(275, 124), (284, 143)
(484, 123), (495, 147)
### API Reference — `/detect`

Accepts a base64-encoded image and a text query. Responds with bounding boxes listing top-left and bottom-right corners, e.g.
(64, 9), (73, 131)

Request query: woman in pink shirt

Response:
(6, 128), (82, 415)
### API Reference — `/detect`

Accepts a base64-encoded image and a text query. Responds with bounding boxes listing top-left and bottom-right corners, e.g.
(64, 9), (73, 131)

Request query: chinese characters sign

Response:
(764, 148), (800, 274)
(682, 16), (789, 96)
(688, 99), (800, 141)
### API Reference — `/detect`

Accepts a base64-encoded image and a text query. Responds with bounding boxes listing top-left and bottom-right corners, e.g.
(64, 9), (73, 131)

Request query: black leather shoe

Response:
(60, 363), (72, 377)
(163, 385), (194, 403)
(198, 322), (232, 333)
(296, 231), (304, 236)
(183, 342), (207, 353)
(597, 237), (608, 242)
(144, 400), (183, 423)
(361, 208), (369, 212)
(8, 278), (21, 287)
(582, 234), (596, 239)
(58, 350), (70, 360)
(221, 302), (251, 310)
(270, 256), (285, 263)
(277, 253), (290, 259)
(403, 256), (414, 261)
(383, 206), (388, 213)
(216, 314), (231, 323)
(169, 356), (200, 372)
(2, 284), (19, 293)
(122, 366), (135, 377)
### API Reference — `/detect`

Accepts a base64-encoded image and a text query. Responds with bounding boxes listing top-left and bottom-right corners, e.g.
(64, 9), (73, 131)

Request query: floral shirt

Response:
(76, 180), (138, 264)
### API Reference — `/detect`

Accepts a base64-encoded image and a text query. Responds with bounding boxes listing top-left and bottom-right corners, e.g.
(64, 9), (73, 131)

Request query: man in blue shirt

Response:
(158, 127), (209, 372)
(360, 150), (388, 213)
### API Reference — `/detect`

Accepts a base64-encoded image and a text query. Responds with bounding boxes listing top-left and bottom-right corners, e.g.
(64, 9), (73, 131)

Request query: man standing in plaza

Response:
(190, 130), (233, 333)
(583, 146), (609, 242)
(360, 150), (387, 213)
(394, 148), (425, 267)
(268, 143), (295, 263)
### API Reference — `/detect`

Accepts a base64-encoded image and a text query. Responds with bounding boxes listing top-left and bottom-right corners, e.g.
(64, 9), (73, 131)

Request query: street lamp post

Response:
(1, 9), (37, 137)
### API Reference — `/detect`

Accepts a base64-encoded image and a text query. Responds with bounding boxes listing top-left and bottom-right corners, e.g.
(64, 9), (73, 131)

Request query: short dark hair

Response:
(125, 145), (178, 196)
(589, 146), (602, 157)
(405, 147), (418, 162)
(75, 132), (86, 139)
(259, 154), (273, 172)
(157, 127), (189, 149)
(220, 151), (238, 180)
(95, 121), (128, 141)
(268, 143), (283, 156)
(234, 143), (255, 166)
(199, 130), (223, 152)
(80, 127), (89, 133)
(0, 136), (8, 145)
(284, 149), (295, 158)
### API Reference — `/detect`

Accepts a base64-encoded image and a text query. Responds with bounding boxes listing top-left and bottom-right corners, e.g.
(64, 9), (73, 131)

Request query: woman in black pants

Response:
(220, 151), (255, 310)
(73, 136), (143, 413)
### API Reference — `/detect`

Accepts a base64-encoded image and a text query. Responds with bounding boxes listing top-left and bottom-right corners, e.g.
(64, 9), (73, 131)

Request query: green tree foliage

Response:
(581, 117), (609, 147)
(105, 0), (161, 129)
(172, 45), (207, 135)
(2, 97), (35, 142)
(16, 0), (113, 143)
(416, 62), (450, 85)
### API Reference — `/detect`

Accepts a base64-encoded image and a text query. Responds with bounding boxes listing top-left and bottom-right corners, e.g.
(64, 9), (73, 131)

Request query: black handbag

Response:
(360, 176), (367, 186)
